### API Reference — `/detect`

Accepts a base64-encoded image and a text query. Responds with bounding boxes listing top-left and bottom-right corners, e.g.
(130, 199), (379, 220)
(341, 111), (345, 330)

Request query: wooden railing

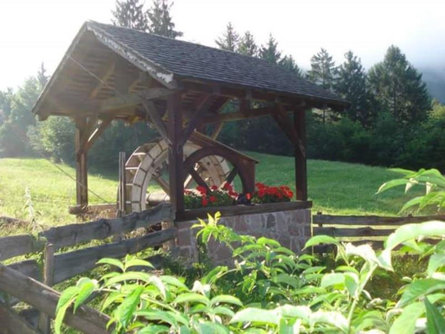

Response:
(312, 213), (445, 248)
(0, 203), (174, 333)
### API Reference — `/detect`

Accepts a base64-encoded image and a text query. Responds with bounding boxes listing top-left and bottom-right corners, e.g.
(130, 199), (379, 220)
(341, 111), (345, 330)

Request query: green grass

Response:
(0, 154), (417, 230)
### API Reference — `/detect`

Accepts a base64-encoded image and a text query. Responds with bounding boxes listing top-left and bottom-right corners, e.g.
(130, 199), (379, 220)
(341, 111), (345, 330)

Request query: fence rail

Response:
(0, 203), (174, 334)
(312, 213), (445, 248)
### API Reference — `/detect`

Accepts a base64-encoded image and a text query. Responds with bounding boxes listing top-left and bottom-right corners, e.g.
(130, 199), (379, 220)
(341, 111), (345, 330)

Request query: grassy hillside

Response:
(0, 155), (416, 229)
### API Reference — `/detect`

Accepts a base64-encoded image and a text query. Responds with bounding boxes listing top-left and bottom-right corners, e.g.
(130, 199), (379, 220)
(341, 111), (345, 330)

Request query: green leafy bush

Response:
(55, 212), (445, 333)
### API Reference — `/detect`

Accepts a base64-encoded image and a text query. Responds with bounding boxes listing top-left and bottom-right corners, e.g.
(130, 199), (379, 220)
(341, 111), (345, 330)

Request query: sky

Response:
(0, 0), (444, 90)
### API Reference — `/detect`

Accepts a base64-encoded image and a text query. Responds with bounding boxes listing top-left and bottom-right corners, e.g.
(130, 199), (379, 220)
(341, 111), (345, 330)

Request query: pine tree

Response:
(215, 22), (239, 52)
(259, 34), (281, 64)
(37, 62), (49, 89)
(307, 48), (336, 91)
(279, 55), (303, 77)
(112, 0), (149, 31)
(368, 45), (431, 123)
(335, 51), (372, 126)
(238, 31), (257, 57)
(147, 0), (183, 38)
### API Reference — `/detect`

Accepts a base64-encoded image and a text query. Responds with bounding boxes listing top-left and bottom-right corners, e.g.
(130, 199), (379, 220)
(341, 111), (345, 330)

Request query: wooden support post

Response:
(167, 93), (184, 214)
(294, 109), (308, 201)
(75, 118), (88, 208)
(118, 152), (126, 216)
(38, 243), (55, 334)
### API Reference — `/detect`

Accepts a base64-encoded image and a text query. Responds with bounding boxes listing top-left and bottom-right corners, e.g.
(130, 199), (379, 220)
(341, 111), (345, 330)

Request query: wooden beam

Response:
(141, 100), (170, 143)
(75, 117), (88, 207)
(181, 95), (214, 145)
(294, 108), (307, 201)
(79, 117), (112, 154)
(210, 122), (224, 140)
(100, 88), (175, 111)
(202, 106), (276, 124)
(167, 93), (185, 214)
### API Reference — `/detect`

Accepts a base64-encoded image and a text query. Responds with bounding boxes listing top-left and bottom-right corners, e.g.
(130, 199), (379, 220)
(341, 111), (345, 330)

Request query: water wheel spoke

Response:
(152, 174), (170, 193)
(184, 164), (202, 189)
(225, 167), (238, 185)
(189, 168), (211, 193)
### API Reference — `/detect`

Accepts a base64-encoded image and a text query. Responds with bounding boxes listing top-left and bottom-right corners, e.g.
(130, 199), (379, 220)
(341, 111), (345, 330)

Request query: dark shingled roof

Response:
(87, 21), (346, 106)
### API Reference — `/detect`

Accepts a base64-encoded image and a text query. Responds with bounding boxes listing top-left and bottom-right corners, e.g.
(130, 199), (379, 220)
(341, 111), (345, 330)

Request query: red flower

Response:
(196, 185), (207, 195)
(211, 185), (218, 191)
(246, 192), (251, 200)
(223, 182), (233, 192)
(201, 197), (208, 206)
(209, 196), (217, 203)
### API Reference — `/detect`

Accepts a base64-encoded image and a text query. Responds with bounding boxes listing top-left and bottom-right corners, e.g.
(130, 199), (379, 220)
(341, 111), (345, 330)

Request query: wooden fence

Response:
(312, 213), (445, 248)
(0, 203), (174, 334)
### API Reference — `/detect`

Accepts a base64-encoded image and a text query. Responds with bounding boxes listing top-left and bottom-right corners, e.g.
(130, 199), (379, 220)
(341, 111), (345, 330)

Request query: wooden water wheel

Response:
(124, 132), (257, 213)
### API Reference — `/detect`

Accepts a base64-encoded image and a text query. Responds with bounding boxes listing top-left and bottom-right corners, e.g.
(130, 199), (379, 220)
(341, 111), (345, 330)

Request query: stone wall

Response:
(174, 208), (311, 265)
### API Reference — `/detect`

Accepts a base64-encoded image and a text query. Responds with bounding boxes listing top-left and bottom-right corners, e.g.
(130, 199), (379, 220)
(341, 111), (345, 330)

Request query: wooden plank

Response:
(100, 88), (174, 111)
(43, 203), (172, 251)
(0, 264), (110, 334)
(0, 203), (172, 261)
(8, 260), (41, 281)
(0, 235), (43, 261)
(294, 108), (307, 201)
(313, 227), (395, 237)
(52, 228), (176, 283)
(0, 303), (39, 334)
(118, 152), (126, 216)
(312, 214), (445, 226)
(81, 117), (113, 153)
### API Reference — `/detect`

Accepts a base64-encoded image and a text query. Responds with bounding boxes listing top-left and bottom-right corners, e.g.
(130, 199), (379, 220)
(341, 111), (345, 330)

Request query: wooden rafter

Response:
(89, 60), (116, 99)
(100, 88), (174, 111)
(181, 95), (214, 145)
(141, 100), (170, 144)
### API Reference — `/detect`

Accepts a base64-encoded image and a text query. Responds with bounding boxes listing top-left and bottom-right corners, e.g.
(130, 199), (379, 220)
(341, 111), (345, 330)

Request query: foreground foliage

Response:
(55, 213), (445, 333)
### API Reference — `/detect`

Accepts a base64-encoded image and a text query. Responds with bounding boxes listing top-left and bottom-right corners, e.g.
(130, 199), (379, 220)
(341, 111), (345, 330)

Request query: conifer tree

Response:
(112, 0), (149, 31)
(146, 0), (183, 38)
(307, 48), (336, 91)
(335, 51), (372, 126)
(238, 31), (257, 57)
(215, 22), (239, 52)
(259, 34), (281, 64)
(37, 62), (49, 89)
(279, 55), (303, 77)
(368, 45), (431, 123)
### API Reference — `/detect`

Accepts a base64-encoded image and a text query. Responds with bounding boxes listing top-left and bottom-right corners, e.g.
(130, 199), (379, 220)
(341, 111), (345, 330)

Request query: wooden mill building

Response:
(31, 21), (347, 220)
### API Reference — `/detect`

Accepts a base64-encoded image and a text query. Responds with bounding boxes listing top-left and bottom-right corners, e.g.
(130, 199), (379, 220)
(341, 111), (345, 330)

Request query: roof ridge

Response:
(88, 20), (280, 65)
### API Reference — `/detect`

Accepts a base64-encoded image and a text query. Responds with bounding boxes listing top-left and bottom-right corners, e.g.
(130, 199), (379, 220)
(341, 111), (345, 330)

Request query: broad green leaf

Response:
(160, 275), (188, 290)
(377, 178), (409, 194)
(428, 253), (445, 277)
(398, 279), (445, 307)
(124, 258), (154, 270)
(97, 258), (124, 271)
(101, 291), (124, 311)
(149, 275), (167, 299)
(399, 196), (423, 213)
(303, 235), (339, 249)
(385, 221), (445, 251)
(173, 293), (209, 306)
(114, 286), (143, 329)
(210, 295), (243, 307)
(389, 302), (424, 334)
(197, 321), (229, 334)
(424, 297), (445, 334)
(277, 305), (311, 322)
(138, 324), (171, 333)
(136, 310), (179, 327)
(310, 310), (348, 332)
(54, 286), (79, 334)
(212, 306), (235, 317)
(320, 273), (345, 289)
(104, 272), (151, 286)
(345, 243), (379, 265)
(74, 278), (97, 312)
(231, 308), (280, 325)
